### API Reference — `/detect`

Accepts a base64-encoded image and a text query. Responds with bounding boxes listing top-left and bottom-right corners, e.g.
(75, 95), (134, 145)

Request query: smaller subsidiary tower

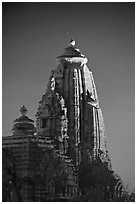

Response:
(3, 106), (78, 201)
(3, 106), (37, 201)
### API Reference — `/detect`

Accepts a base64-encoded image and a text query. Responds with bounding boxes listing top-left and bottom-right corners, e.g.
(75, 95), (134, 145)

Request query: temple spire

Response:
(20, 105), (28, 116)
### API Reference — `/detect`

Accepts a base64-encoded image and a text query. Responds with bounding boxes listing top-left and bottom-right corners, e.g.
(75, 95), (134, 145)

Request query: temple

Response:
(36, 39), (112, 168)
(2, 40), (125, 201)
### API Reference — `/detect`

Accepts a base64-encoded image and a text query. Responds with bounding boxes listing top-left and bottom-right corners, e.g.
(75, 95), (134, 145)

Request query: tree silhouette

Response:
(78, 157), (122, 201)
(2, 149), (20, 201)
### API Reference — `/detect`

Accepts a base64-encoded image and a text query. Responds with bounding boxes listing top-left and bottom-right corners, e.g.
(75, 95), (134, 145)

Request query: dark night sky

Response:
(2, 2), (135, 190)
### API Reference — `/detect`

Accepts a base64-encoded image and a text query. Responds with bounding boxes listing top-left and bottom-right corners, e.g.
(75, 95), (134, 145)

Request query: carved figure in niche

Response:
(54, 102), (61, 116)
(50, 76), (55, 92)
(47, 94), (53, 110)
(63, 138), (68, 154)
(55, 93), (60, 100)
(44, 104), (50, 116)
(60, 96), (65, 108)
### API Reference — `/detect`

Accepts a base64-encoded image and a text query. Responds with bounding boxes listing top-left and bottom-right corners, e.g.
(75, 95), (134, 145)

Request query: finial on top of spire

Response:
(69, 39), (75, 47)
(20, 105), (28, 116)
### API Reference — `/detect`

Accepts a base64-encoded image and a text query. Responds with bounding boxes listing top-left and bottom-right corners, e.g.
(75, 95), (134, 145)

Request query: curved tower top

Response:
(57, 39), (88, 64)
(12, 106), (35, 136)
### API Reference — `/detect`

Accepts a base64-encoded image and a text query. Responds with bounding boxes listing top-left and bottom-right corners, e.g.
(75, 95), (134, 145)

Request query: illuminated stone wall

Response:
(36, 41), (111, 168)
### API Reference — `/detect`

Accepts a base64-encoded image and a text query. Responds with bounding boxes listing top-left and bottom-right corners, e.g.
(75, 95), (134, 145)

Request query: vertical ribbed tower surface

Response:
(36, 40), (112, 169)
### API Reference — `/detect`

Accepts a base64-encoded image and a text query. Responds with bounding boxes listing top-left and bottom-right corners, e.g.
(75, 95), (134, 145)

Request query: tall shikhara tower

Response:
(36, 40), (111, 169)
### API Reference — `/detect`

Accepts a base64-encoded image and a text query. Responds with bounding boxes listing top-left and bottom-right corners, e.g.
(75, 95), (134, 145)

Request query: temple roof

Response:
(57, 46), (84, 58)
(14, 115), (34, 123)
(57, 39), (86, 59)
(12, 106), (35, 135)
(14, 106), (34, 123)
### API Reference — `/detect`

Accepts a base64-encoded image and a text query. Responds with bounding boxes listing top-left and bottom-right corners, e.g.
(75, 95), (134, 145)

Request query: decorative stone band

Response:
(56, 56), (88, 65)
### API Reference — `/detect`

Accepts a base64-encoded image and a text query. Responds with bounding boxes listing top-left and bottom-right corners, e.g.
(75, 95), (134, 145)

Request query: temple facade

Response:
(2, 40), (125, 201)
(36, 40), (111, 168)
